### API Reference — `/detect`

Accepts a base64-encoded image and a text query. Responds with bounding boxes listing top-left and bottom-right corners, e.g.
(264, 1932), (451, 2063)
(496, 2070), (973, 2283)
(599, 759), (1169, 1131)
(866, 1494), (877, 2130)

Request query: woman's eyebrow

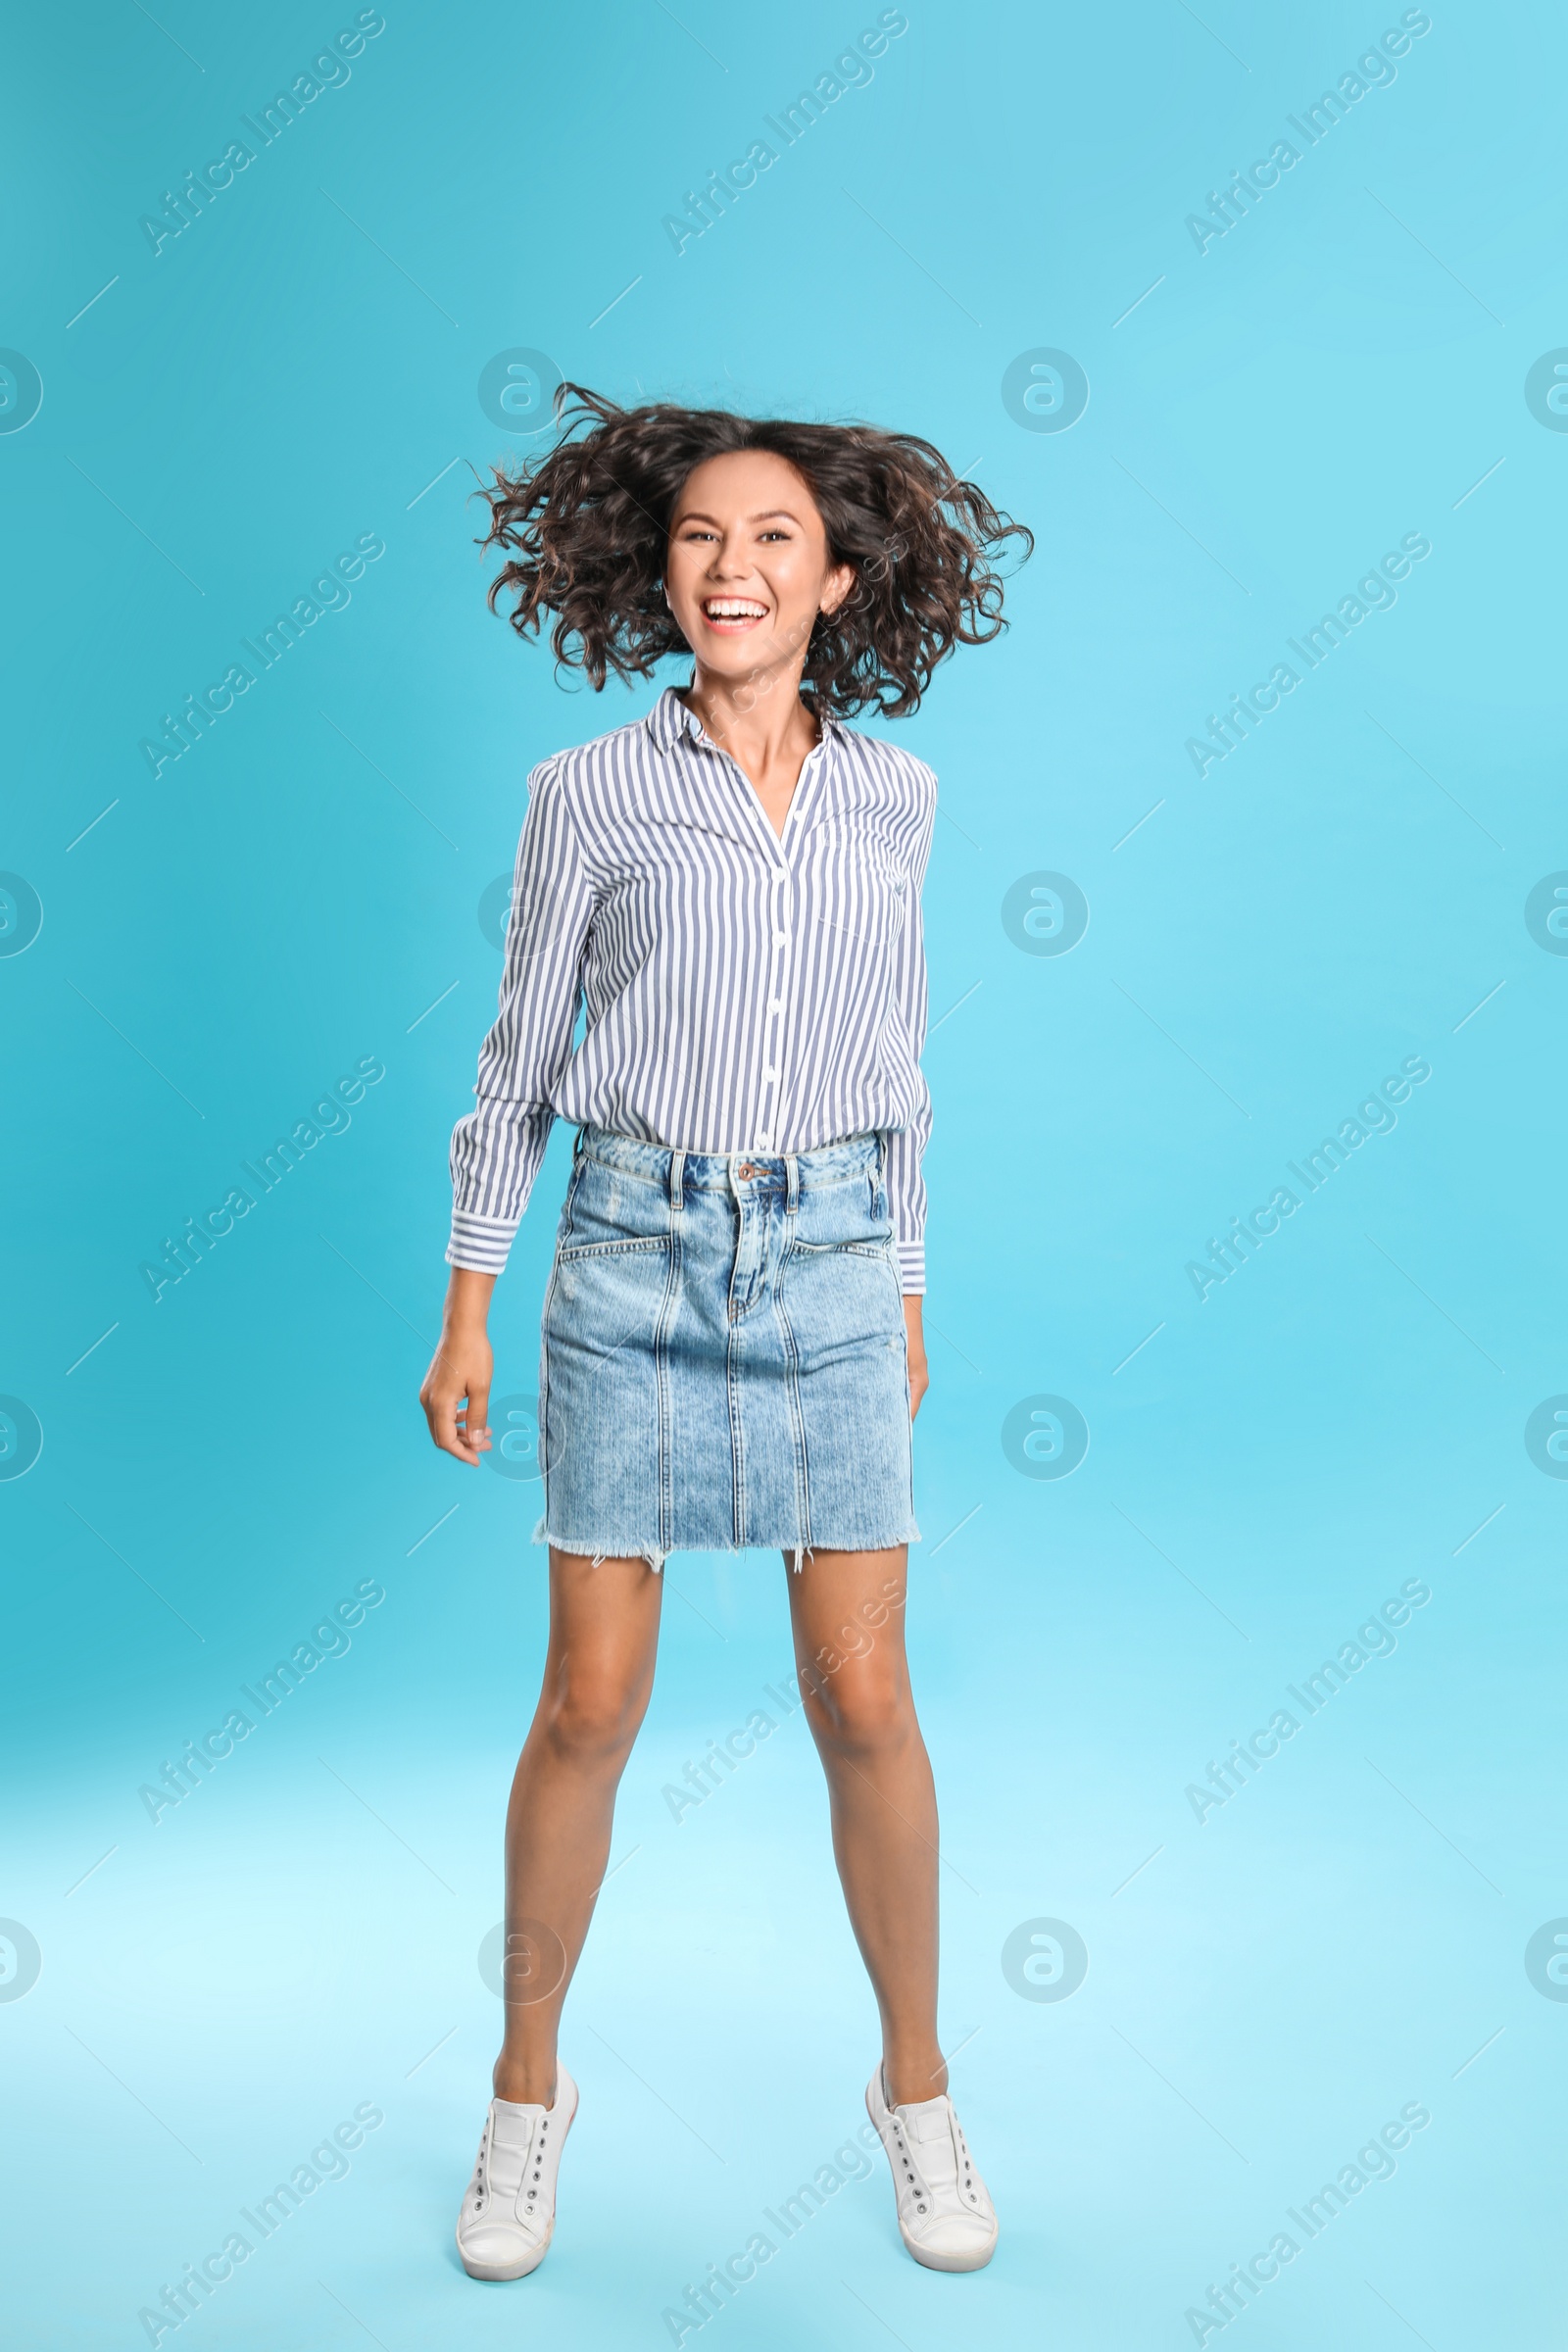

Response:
(673, 507), (803, 525)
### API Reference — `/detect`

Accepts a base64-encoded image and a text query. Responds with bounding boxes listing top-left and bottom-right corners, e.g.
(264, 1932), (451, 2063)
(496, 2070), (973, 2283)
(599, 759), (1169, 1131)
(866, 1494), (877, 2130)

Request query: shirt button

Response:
(756, 1132), (773, 1149)
(772, 931), (787, 948)
(762, 1067), (776, 1082)
(768, 999), (783, 1012)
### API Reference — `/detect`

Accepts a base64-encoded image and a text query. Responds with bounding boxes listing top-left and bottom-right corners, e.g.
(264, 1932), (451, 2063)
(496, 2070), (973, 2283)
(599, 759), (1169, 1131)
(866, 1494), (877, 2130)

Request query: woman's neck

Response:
(678, 662), (819, 780)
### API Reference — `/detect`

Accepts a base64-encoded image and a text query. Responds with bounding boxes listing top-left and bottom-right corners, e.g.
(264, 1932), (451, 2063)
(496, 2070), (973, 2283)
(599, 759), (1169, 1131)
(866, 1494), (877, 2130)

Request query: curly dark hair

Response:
(479, 385), (1033, 719)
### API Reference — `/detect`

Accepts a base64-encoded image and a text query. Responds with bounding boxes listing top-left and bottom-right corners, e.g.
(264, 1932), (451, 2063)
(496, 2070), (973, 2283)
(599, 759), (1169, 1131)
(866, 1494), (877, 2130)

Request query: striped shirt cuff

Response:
(897, 1240), (925, 1296)
(447, 1209), (518, 1274)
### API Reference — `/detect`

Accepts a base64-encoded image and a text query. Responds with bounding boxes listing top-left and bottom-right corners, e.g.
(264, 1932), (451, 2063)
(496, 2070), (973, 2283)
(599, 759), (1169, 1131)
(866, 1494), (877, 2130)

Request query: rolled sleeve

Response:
(894, 1230), (927, 1295)
(447, 760), (594, 1273)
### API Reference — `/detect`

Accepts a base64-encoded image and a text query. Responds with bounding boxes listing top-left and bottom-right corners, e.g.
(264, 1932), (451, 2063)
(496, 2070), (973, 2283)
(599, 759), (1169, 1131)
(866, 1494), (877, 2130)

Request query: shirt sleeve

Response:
(447, 760), (595, 1273)
(885, 776), (937, 1296)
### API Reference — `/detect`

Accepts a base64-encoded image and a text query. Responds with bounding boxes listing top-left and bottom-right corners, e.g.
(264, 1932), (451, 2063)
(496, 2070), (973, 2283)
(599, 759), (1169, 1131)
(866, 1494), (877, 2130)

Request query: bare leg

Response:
(783, 1544), (947, 2107)
(492, 1548), (663, 2105)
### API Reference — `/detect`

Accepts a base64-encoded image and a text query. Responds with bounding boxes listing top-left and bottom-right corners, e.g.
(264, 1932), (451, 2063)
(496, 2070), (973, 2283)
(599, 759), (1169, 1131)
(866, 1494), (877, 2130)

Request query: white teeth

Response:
(704, 600), (766, 618)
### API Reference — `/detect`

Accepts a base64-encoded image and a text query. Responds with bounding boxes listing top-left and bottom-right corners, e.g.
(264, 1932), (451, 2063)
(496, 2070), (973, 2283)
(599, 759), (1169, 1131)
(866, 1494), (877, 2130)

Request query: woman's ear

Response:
(819, 562), (857, 619)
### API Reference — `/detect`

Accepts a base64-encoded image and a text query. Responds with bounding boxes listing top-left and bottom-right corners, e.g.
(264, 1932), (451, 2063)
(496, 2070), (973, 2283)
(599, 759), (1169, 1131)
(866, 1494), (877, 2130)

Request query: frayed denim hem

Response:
(783, 1518), (922, 1571)
(529, 1515), (918, 1574)
(530, 1514), (668, 1572)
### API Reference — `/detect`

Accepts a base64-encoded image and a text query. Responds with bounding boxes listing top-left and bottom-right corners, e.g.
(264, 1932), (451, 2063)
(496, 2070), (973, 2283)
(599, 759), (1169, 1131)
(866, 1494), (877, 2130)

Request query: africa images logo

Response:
(1002, 1396), (1090, 1479)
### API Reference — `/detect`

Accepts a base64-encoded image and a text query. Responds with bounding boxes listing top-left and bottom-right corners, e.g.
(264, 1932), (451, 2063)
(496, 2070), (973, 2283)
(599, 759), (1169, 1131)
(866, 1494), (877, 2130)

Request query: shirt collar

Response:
(645, 683), (841, 756)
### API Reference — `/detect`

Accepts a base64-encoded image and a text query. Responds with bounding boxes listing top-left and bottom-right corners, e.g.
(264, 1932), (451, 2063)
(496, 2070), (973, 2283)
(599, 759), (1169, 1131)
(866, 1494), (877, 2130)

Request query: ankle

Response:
(883, 2051), (948, 2107)
(493, 2055), (558, 2107)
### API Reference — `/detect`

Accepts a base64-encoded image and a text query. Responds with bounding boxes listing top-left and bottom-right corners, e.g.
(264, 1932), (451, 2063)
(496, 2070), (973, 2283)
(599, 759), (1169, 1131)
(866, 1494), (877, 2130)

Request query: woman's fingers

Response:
(421, 1334), (493, 1464)
(465, 1362), (493, 1459)
(421, 1373), (469, 1462)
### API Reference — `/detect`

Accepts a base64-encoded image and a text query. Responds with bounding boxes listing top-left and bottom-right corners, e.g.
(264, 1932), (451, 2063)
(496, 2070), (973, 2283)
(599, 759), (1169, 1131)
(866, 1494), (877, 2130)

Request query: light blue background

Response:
(3, 2), (1564, 2345)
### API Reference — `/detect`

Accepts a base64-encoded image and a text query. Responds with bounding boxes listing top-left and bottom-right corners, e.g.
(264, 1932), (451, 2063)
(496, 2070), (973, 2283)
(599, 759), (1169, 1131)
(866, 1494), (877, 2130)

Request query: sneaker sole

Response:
(900, 2223), (999, 2273)
(457, 2224), (554, 2281)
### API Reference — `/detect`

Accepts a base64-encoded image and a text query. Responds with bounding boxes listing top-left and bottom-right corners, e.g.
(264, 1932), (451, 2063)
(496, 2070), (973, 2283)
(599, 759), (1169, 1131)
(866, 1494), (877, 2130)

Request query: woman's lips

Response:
(699, 599), (769, 633)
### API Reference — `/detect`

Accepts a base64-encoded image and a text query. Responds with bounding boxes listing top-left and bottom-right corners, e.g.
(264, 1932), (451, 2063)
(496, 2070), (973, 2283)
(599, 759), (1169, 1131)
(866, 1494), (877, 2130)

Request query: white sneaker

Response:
(456, 2067), (578, 2280)
(865, 2064), (998, 2272)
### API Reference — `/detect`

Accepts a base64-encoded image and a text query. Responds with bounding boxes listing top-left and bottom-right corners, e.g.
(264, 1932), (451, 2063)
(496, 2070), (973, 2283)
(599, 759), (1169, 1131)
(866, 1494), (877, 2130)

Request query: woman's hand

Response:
(420, 1268), (499, 1465)
(903, 1294), (929, 1421)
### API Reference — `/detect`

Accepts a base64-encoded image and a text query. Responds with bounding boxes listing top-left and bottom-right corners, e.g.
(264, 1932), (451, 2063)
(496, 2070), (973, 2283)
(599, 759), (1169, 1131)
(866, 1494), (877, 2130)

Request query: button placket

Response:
(759, 867), (790, 1152)
(691, 713), (821, 1160)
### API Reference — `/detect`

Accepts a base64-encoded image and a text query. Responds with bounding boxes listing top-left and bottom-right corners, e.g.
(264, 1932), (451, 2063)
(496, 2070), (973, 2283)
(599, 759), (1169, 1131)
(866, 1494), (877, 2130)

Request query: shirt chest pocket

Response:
(805, 843), (910, 950)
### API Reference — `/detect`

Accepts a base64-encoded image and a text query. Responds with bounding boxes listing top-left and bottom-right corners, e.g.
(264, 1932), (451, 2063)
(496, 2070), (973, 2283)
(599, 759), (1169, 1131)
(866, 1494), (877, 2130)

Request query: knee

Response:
(804, 1667), (911, 1760)
(540, 1672), (648, 1767)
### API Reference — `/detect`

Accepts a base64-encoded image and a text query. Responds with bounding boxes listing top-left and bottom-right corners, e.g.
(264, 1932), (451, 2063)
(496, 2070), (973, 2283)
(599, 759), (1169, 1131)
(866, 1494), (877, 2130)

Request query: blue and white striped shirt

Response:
(449, 686), (936, 1291)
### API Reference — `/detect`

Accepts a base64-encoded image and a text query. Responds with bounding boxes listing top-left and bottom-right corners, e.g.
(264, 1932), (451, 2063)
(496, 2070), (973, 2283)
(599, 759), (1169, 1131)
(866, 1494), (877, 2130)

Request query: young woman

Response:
(418, 388), (1030, 2283)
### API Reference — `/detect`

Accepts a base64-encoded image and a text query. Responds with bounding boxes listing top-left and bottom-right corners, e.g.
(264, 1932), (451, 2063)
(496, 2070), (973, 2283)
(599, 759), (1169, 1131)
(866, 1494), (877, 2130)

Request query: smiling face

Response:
(664, 448), (855, 695)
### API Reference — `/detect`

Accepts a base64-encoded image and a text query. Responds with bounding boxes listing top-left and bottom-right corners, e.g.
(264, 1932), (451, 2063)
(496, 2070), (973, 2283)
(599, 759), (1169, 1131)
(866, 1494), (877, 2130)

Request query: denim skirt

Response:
(532, 1124), (918, 1570)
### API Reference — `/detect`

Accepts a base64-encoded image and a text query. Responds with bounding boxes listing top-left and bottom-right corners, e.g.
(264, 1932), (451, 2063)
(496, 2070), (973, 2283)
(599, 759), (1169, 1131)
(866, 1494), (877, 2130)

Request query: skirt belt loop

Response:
(785, 1151), (800, 1216)
(668, 1147), (686, 1213)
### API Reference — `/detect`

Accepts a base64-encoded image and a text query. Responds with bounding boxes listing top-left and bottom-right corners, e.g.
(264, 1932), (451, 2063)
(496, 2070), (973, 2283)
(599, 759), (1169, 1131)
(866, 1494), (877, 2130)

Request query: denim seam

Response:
(655, 1192), (682, 1556)
(769, 1278), (813, 1562)
(726, 1309), (748, 1548)
(536, 1167), (584, 1519)
(788, 1239), (895, 1260)
(579, 1157), (873, 1198)
(580, 1148), (877, 1196)
(559, 1154), (588, 1242)
(557, 1238), (668, 1262)
(536, 1259), (561, 1523)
